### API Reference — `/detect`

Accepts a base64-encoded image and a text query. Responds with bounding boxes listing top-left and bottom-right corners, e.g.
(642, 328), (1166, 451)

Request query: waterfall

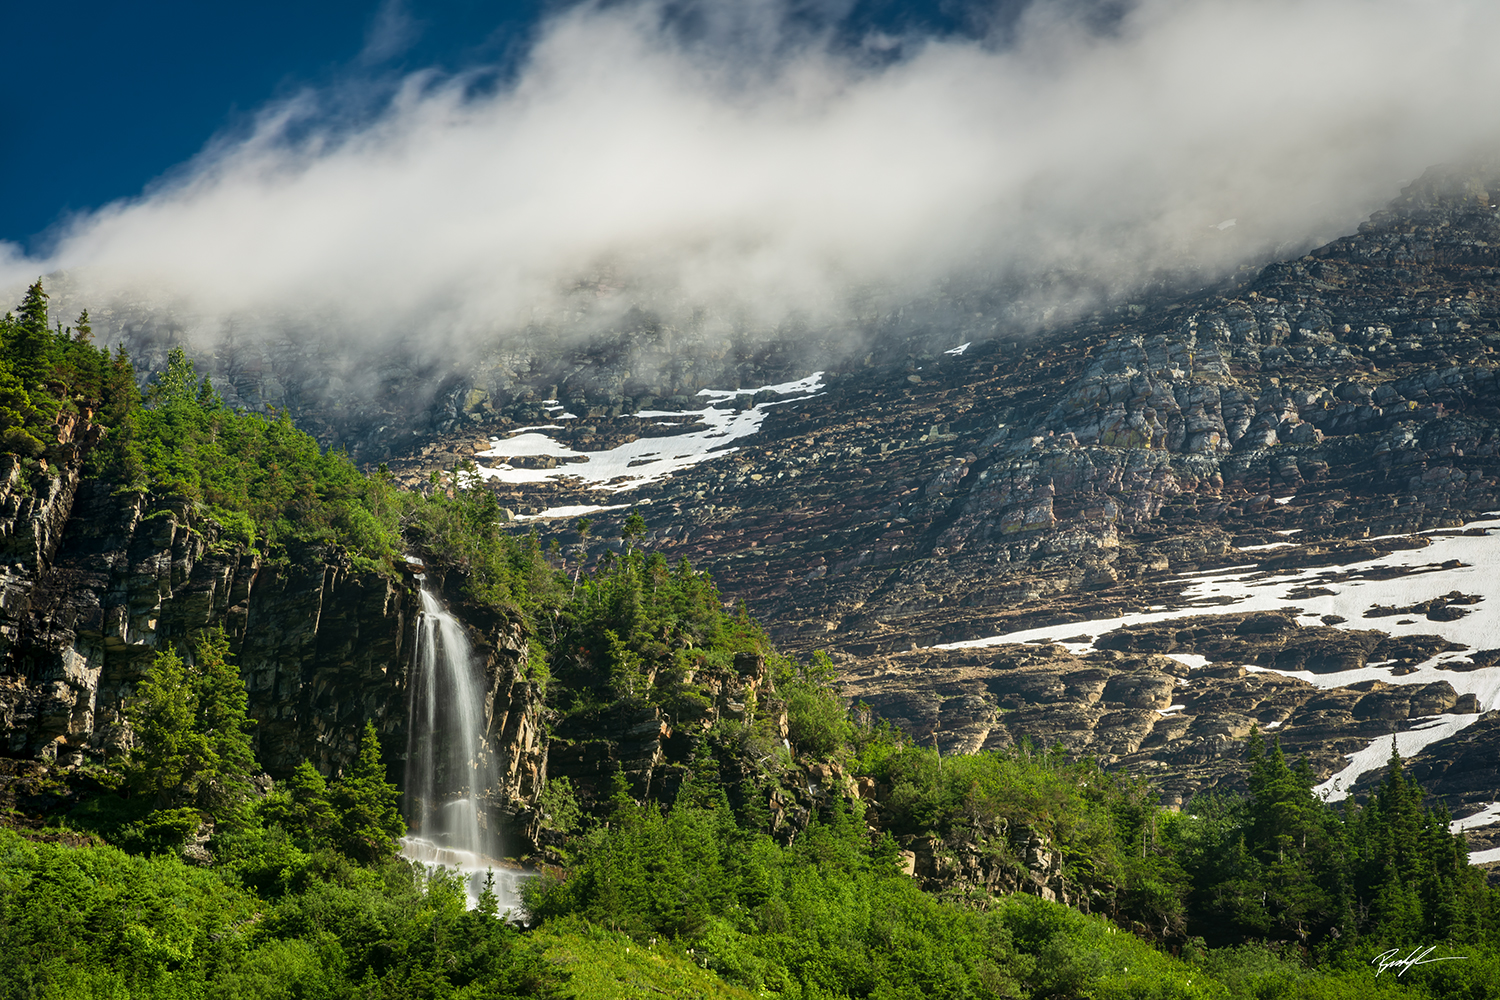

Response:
(400, 574), (529, 915)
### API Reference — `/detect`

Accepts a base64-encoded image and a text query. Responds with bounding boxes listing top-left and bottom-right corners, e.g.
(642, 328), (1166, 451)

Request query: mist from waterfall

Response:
(401, 577), (527, 915)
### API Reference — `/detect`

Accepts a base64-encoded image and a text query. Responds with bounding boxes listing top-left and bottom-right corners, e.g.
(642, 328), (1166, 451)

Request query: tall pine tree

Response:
(8, 280), (53, 388)
(331, 721), (407, 865)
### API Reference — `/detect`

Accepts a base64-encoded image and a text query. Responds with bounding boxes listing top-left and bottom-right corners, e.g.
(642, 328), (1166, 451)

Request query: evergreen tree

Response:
(331, 721), (407, 865)
(101, 344), (140, 425)
(1346, 740), (1490, 944)
(262, 760), (339, 845)
(195, 372), (221, 409)
(621, 510), (647, 553)
(676, 736), (727, 812)
(8, 279), (53, 387)
(1221, 728), (1347, 943)
(0, 367), (45, 457)
(125, 629), (257, 826)
(150, 346), (200, 406)
(126, 646), (206, 808)
(189, 627), (257, 824)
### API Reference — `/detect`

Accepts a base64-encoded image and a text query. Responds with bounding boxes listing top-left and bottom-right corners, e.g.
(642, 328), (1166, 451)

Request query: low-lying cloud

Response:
(8, 0), (1500, 353)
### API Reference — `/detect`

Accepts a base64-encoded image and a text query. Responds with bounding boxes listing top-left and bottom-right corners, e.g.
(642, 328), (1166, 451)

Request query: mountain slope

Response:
(438, 162), (1500, 827)
(75, 159), (1500, 835)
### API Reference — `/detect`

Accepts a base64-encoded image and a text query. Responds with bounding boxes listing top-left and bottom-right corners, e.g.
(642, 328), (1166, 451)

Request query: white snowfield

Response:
(513, 503), (629, 521)
(1456, 802), (1500, 832)
(930, 514), (1500, 831)
(473, 373), (825, 492)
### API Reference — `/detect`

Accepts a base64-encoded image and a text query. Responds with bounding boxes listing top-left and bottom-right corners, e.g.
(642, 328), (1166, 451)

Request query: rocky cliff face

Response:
(0, 446), (546, 841)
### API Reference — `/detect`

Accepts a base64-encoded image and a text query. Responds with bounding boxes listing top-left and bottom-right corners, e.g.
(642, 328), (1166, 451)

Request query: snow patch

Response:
(513, 503), (630, 521)
(933, 514), (1500, 810)
(1315, 714), (1482, 802)
(474, 373), (825, 492)
(1452, 802), (1500, 834)
(697, 371), (825, 401)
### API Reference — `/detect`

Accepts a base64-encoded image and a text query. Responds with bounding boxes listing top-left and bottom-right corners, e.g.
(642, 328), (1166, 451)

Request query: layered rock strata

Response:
(439, 164), (1500, 832)
(0, 446), (546, 840)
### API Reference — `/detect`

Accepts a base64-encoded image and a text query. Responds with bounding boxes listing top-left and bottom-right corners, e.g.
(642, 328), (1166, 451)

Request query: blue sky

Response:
(3, 0), (992, 253)
(2, 2), (550, 249)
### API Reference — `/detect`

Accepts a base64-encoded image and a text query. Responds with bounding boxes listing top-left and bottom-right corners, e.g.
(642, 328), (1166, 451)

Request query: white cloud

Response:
(9, 0), (1500, 352)
(361, 0), (422, 65)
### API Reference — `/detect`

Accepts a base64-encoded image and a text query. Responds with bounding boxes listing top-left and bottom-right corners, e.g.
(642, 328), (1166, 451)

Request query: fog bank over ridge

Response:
(6, 0), (1500, 355)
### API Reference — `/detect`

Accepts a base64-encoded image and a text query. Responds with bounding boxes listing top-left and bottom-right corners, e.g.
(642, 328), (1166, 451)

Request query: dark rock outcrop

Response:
(0, 441), (547, 845)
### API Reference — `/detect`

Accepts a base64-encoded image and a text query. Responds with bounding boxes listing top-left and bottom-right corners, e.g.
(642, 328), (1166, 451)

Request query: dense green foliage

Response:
(521, 749), (1500, 999)
(126, 628), (256, 822)
(26, 627), (554, 998)
(104, 346), (409, 561)
(0, 828), (563, 999)
(404, 475), (566, 617)
(1163, 731), (1496, 952)
(526, 768), (1036, 999)
(0, 282), (572, 621)
(869, 741), (1184, 930)
(0, 280), (135, 458)
(550, 543), (768, 708)
(328, 722), (409, 866)
(73, 637), (408, 866)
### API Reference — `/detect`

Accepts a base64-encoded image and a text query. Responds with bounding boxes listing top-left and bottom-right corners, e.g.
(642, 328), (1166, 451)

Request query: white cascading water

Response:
(400, 575), (529, 916)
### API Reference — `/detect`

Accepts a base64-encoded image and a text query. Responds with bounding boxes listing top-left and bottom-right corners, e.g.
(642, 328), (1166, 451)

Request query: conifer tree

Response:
(127, 646), (205, 807)
(195, 372), (221, 409)
(101, 344), (140, 425)
(262, 760), (339, 844)
(190, 627), (257, 823)
(1240, 727), (1343, 943)
(331, 721), (407, 865)
(8, 279), (52, 387)
(0, 367), (44, 457)
(125, 629), (257, 826)
(150, 346), (199, 406)
(621, 510), (646, 553)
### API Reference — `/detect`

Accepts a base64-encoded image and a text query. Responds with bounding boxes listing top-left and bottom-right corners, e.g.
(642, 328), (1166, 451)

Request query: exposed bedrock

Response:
(838, 612), (1484, 805)
(0, 446), (546, 837)
(443, 162), (1500, 820)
